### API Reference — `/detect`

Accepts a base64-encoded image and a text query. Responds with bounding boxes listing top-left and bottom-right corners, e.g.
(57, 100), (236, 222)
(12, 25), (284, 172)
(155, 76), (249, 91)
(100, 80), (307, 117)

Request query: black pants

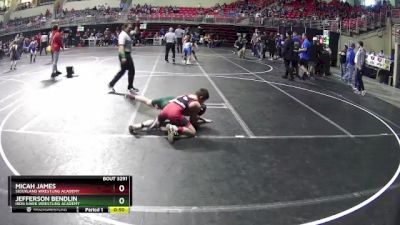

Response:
(109, 53), (135, 89)
(291, 59), (299, 75)
(176, 38), (183, 53)
(356, 67), (365, 91)
(192, 49), (197, 60)
(40, 42), (48, 55)
(283, 59), (293, 79)
(165, 43), (176, 61)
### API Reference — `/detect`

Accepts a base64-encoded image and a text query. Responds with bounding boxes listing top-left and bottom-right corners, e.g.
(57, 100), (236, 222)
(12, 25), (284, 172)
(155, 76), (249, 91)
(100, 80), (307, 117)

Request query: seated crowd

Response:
(1, 9), (51, 31)
(261, 0), (390, 20)
(0, 0), (394, 33)
(59, 5), (120, 19)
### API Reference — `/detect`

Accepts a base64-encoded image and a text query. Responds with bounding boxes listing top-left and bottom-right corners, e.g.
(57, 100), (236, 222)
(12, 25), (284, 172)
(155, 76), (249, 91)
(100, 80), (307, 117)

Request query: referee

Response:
(164, 27), (176, 64)
(109, 23), (139, 93)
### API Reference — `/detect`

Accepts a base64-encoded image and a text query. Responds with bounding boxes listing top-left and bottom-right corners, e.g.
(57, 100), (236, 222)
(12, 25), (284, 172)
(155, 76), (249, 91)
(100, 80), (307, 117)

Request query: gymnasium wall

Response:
(339, 22), (394, 56)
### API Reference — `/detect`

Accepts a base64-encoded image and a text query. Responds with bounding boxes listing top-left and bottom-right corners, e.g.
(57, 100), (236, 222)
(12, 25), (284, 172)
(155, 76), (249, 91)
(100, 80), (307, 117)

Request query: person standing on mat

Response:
(40, 32), (48, 56)
(298, 33), (311, 79)
(29, 37), (37, 63)
(282, 31), (294, 81)
(9, 41), (19, 70)
(164, 27), (176, 63)
(354, 41), (366, 96)
(109, 23), (139, 93)
(175, 25), (184, 54)
(51, 25), (63, 78)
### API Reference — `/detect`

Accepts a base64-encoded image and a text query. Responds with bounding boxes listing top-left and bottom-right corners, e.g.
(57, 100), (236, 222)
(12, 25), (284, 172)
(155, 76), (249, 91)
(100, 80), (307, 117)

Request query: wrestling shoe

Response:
(166, 124), (178, 143)
(108, 85), (115, 93)
(55, 71), (62, 75)
(128, 87), (139, 93)
(128, 124), (143, 135)
(361, 90), (366, 96)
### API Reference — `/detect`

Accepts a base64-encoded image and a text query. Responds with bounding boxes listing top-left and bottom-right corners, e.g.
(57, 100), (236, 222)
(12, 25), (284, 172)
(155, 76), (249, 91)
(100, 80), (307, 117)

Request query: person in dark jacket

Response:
(308, 37), (318, 78)
(292, 31), (301, 77)
(339, 45), (348, 79)
(282, 31), (294, 80)
(268, 34), (277, 60)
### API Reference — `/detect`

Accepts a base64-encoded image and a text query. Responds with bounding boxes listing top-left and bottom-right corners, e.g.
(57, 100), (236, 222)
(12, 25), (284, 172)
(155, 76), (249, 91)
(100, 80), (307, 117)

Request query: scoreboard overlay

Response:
(8, 176), (132, 213)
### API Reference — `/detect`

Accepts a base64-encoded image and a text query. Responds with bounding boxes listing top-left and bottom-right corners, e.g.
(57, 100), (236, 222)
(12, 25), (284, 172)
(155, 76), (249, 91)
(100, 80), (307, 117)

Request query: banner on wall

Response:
(140, 23), (147, 30)
(366, 54), (392, 71)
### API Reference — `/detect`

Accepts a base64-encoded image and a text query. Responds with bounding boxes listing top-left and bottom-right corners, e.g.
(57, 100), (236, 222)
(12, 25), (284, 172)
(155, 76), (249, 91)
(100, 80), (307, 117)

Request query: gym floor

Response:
(0, 46), (400, 225)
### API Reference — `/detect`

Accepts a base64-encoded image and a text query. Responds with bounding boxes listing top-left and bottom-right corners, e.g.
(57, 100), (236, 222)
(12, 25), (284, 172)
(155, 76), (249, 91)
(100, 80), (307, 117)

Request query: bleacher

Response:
(0, 0), (394, 38)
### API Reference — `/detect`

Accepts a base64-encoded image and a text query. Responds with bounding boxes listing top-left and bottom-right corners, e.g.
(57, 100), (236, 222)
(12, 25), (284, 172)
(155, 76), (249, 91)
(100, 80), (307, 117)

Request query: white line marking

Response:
(208, 72), (400, 224)
(0, 96), (24, 112)
(126, 182), (400, 213)
(0, 90), (24, 104)
(1, 129), (391, 139)
(128, 54), (161, 126)
(327, 74), (400, 130)
(196, 61), (255, 138)
(81, 214), (135, 225)
(0, 104), (23, 175)
(217, 55), (353, 137)
(0, 53), (399, 225)
(206, 105), (228, 109)
(133, 70), (271, 76)
(206, 103), (226, 106)
(18, 113), (45, 131)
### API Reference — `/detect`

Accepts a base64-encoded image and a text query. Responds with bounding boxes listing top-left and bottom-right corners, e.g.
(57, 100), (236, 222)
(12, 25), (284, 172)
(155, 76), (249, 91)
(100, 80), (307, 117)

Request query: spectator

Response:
(339, 45), (348, 79)
(308, 37), (318, 77)
(378, 50), (384, 58)
(234, 36), (246, 58)
(282, 31), (294, 80)
(343, 42), (355, 85)
(9, 41), (19, 70)
(298, 33), (311, 79)
(267, 34), (276, 60)
(29, 38), (37, 63)
(354, 41), (366, 95)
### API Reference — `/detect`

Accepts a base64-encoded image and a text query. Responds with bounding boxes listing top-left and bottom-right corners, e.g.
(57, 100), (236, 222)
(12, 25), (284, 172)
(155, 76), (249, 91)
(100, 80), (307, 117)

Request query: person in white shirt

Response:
(354, 41), (366, 96)
(174, 25), (184, 53)
(108, 24), (139, 93)
(164, 27), (176, 63)
(40, 33), (48, 55)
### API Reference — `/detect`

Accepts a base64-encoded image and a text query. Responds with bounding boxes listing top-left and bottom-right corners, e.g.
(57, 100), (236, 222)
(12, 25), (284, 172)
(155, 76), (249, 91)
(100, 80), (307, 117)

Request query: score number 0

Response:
(118, 185), (125, 205)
